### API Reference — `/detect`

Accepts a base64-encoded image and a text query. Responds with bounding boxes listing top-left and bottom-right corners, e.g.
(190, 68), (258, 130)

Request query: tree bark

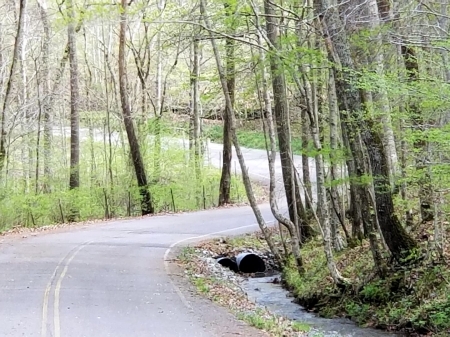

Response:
(264, 0), (304, 240)
(36, 0), (52, 193)
(401, 46), (434, 223)
(0, 0), (26, 178)
(218, 1), (235, 206)
(67, 0), (80, 198)
(200, 0), (282, 266)
(366, 0), (398, 180)
(317, 0), (417, 262)
(119, 0), (154, 215)
(190, 37), (202, 181)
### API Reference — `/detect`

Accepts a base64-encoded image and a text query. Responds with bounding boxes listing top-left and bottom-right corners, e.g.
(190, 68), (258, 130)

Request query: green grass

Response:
(205, 124), (304, 155)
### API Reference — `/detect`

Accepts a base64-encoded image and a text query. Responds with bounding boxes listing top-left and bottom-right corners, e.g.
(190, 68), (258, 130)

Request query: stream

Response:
(241, 275), (402, 337)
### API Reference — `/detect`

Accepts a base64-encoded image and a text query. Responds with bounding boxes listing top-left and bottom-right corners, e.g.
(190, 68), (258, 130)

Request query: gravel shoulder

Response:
(170, 233), (311, 337)
(166, 245), (270, 337)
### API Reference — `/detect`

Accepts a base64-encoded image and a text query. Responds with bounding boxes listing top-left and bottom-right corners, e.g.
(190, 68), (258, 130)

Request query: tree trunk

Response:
(328, 68), (349, 247)
(401, 46), (433, 223)
(190, 37), (202, 181)
(264, 0), (303, 239)
(0, 0), (26, 178)
(317, 0), (417, 262)
(200, 0), (282, 267)
(37, 0), (52, 193)
(67, 0), (80, 221)
(119, 0), (154, 215)
(301, 109), (313, 215)
(366, 0), (398, 180)
(218, 1), (235, 206)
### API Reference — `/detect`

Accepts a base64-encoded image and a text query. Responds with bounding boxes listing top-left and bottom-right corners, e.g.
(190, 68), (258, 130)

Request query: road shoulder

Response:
(166, 245), (269, 337)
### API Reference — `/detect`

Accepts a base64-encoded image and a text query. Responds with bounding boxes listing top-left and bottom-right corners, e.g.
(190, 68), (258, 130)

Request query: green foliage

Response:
(0, 135), (246, 232)
(237, 310), (278, 330)
(284, 237), (450, 334)
(193, 276), (210, 294)
(360, 280), (390, 303)
(291, 321), (311, 332)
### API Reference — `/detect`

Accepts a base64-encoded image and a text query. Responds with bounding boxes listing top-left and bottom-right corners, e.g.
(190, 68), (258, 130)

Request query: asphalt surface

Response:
(0, 141), (313, 337)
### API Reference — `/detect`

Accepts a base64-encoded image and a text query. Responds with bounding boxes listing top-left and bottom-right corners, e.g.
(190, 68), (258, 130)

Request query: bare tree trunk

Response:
(190, 37), (201, 180)
(301, 109), (313, 215)
(328, 68), (349, 248)
(249, 4), (304, 271)
(264, 0), (301, 239)
(218, 0), (235, 206)
(0, 0), (26, 178)
(37, 0), (51, 193)
(34, 58), (42, 194)
(119, 0), (154, 215)
(366, 0), (398, 180)
(401, 46), (433, 223)
(200, 0), (282, 266)
(305, 72), (348, 283)
(154, 3), (164, 180)
(67, 0), (80, 221)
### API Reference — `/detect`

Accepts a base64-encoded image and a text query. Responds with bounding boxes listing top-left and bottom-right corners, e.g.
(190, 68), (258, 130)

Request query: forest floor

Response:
(177, 222), (450, 337)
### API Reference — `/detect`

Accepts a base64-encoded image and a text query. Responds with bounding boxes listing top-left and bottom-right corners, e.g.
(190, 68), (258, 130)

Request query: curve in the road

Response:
(1, 143), (294, 337)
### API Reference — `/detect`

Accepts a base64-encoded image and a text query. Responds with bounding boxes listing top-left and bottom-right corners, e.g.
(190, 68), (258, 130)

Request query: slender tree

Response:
(218, 0), (236, 206)
(200, 0), (282, 266)
(67, 0), (80, 221)
(119, 0), (154, 215)
(0, 0), (27, 178)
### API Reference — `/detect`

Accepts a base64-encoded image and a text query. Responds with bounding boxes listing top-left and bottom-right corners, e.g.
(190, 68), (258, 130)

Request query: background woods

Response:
(1, 0), (450, 333)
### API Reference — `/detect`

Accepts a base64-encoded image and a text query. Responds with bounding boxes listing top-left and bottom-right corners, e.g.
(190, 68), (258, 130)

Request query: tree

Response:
(264, 0), (311, 242)
(200, 0), (282, 266)
(0, 0), (27, 178)
(316, 0), (417, 262)
(36, 0), (52, 193)
(67, 0), (80, 221)
(218, 0), (236, 206)
(119, 0), (154, 216)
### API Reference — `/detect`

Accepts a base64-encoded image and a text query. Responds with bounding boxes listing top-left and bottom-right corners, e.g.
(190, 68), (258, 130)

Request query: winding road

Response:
(0, 142), (315, 337)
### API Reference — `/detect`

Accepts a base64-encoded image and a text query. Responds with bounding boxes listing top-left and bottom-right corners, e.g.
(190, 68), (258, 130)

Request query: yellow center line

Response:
(41, 241), (91, 337)
(41, 266), (59, 337)
(54, 243), (89, 337)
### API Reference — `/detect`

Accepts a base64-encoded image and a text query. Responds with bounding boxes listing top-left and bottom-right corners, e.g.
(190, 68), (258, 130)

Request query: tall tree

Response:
(67, 0), (80, 221)
(200, 0), (282, 266)
(119, 0), (154, 215)
(218, 0), (236, 206)
(264, 0), (312, 242)
(401, 45), (434, 223)
(317, 0), (417, 262)
(36, 0), (52, 193)
(190, 36), (202, 180)
(0, 0), (27, 178)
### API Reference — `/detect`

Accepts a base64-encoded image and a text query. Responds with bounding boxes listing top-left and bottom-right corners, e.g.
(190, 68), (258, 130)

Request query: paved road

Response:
(0, 141), (313, 337)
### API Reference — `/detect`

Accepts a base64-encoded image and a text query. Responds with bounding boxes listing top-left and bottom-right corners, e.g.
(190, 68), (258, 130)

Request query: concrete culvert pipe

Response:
(216, 257), (239, 272)
(236, 253), (266, 273)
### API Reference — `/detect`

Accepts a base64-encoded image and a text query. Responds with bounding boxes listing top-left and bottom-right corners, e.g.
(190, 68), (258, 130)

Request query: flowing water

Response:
(242, 275), (402, 337)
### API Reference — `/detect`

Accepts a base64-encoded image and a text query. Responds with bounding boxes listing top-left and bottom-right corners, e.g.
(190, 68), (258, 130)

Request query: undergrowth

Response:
(284, 239), (450, 336)
(0, 136), (248, 232)
(193, 228), (450, 336)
